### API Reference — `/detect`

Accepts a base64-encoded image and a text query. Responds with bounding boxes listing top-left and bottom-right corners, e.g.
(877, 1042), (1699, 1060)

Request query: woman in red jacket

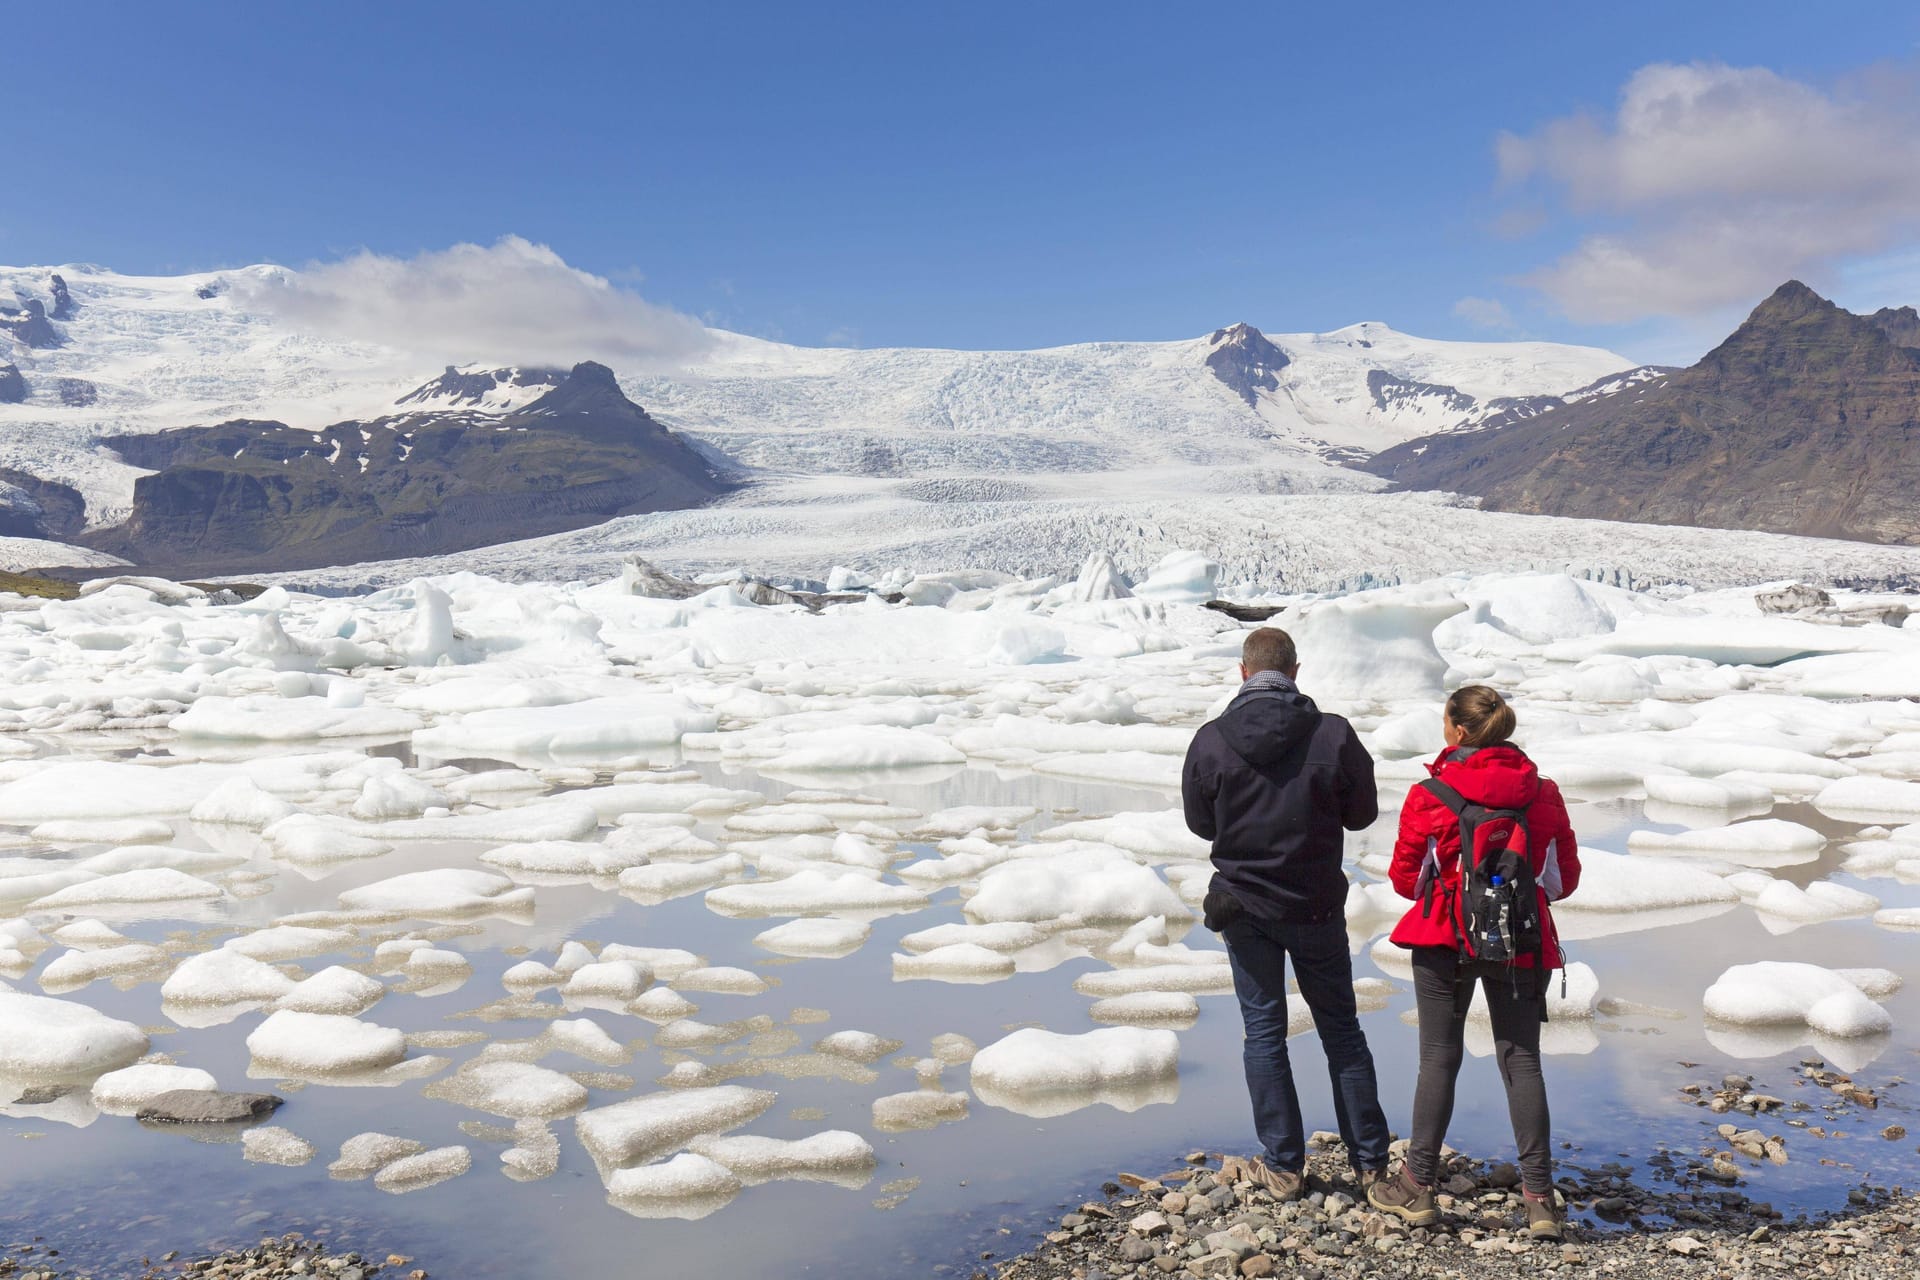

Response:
(1367, 686), (1581, 1240)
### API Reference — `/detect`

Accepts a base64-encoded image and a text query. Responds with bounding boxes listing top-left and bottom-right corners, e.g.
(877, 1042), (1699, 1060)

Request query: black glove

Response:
(1203, 887), (1246, 933)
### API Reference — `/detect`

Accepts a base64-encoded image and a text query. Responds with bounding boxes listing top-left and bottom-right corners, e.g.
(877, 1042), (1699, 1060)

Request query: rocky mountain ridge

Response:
(80, 361), (731, 574)
(1361, 281), (1920, 544)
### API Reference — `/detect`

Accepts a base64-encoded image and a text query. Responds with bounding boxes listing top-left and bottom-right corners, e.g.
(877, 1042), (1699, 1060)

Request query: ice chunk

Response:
(704, 869), (928, 917)
(897, 921), (1049, 954)
(263, 815), (390, 863)
(599, 945), (704, 981)
(32, 818), (174, 845)
(752, 918), (871, 958)
(412, 695), (718, 763)
(971, 1027), (1180, 1118)
(871, 1089), (969, 1131)
(617, 854), (747, 902)
(544, 1018), (629, 1065)
(90, 1063), (218, 1114)
(967, 846), (1188, 926)
(814, 1030), (903, 1064)
(278, 966), (384, 1016)
(501, 1117), (562, 1181)
(243, 1125), (317, 1166)
(336, 868), (534, 920)
(31, 868), (225, 911)
(1642, 775), (1775, 812)
(1131, 550), (1219, 604)
(329, 1131), (425, 1180)
(575, 1085), (777, 1170)
(1071, 962), (1234, 997)
(174, 695), (423, 742)
(423, 1060), (590, 1118)
(674, 966), (769, 995)
(38, 943), (167, 991)
(1283, 581), (1464, 702)
(224, 925), (356, 961)
(0, 992), (148, 1081)
(350, 772), (447, 821)
(891, 944), (1016, 983)
(760, 726), (966, 773)
(1469, 962), (1598, 1022)
(1814, 776), (1920, 821)
(1039, 810), (1211, 860)
(563, 961), (651, 1001)
(1627, 820), (1824, 868)
(687, 1131), (876, 1188)
(189, 777), (297, 828)
(1752, 880), (1880, 923)
(1704, 962), (1894, 1038)
(603, 1152), (741, 1218)
(1089, 991), (1202, 1027)
(1551, 849), (1740, 934)
(375, 1145), (471, 1193)
(246, 1010), (408, 1074)
(161, 949), (297, 1006)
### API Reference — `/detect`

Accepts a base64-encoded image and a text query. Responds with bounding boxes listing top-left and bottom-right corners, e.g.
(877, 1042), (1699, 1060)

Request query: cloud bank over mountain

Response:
(237, 236), (714, 369)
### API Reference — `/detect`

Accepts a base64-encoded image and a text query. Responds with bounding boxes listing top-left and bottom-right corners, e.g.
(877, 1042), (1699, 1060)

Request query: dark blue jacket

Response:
(1180, 674), (1378, 923)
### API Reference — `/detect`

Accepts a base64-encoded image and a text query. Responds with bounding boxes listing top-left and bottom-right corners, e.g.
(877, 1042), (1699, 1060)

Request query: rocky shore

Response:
(977, 1142), (1914, 1280)
(0, 1235), (429, 1280)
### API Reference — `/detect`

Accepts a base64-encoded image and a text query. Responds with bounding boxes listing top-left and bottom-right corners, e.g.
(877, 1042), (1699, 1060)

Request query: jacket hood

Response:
(1218, 685), (1324, 767)
(1427, 744), (1541, 809)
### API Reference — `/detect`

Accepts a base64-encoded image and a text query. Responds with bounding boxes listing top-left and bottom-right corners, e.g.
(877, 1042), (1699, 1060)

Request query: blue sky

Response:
(11, 2), (1920, 362)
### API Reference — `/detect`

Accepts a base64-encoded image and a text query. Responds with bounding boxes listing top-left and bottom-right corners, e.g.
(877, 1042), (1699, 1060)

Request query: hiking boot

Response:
(1357, 1167), (1390, 1197)
(1367, 1166), (1439, 1228)
(1224, 1156), (1305, 1202)
(1524, 1190), (1563, 1240)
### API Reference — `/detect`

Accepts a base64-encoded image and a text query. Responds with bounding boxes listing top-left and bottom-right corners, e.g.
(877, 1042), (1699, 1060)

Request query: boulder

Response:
(136, 1089), (285, 1124)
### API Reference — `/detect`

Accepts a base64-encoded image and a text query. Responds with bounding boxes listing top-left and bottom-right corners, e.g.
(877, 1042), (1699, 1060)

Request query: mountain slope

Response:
(1361, 282), (1920, 544)
(0, 265), (1634, 535)
(82, 362), (729, 574)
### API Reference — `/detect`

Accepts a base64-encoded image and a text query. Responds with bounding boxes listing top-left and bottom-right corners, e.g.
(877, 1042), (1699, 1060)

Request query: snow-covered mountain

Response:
(0, 264), (1635, 539)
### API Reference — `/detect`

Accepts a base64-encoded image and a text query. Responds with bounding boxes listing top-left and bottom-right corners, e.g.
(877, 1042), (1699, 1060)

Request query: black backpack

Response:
(1419, 764), (1546, 968)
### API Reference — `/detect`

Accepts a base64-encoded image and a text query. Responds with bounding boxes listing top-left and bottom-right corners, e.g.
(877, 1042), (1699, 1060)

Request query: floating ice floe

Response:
(0, 991), (148, 1082)
(1814, 776), (1920, 821)
(603, 1153), (741, 1220)
(243, 1126), (317, 1166)
(1550, 850), (1740, 939)
(966, 845), (1188, 927)
(328, 1131), (426, 1180)
(870, 1089), (969, 1132)
(704, 868), (927, 917)
(374, 1145), (471, 1193)
(891, 943), (1016, 984)
(246, 1010), (409, 1075)
(1627, 820), (1825, 868)
(970, 1026), (1180, 1118)
(752, 917), (870, 958)
(336, 869), (534, 921)
(278, 966), (385, 1016)
(1089, 991), (1201, 1027)
(576, 1085), (777, 1171)
(413, 695), (718, 763)
(1704, 962), (1897, 1038)
(423, 1060), (590, 1118)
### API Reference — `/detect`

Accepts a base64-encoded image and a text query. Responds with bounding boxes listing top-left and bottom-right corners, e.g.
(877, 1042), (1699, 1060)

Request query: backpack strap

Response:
(1419, 777), (1470, 814)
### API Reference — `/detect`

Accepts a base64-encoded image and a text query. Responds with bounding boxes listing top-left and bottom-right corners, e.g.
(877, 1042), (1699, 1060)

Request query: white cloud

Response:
(236, 236), (714, 369)
(1451, 296), (1514, 330)
(1500, 61), (1920, 323)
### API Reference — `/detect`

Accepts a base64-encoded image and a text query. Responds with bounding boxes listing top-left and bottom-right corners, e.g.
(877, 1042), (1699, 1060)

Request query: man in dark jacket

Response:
(1182, 626), (1389, 1198)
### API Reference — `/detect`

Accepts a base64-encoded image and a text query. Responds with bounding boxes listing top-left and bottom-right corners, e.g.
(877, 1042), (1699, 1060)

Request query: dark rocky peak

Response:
(1205, 323), (1290, 407)
(0, 363), (23, 404)
(1869, 305), (1920, 350)
(1699, 280), (1917, 379)
(48, 274), (75, 320)
(0, 297), (60, 348)
(396, 365), (565, 408)
(520, 360), (644, 418)
(1367, 369), (1474, 416)
(195, 280), (224, 300)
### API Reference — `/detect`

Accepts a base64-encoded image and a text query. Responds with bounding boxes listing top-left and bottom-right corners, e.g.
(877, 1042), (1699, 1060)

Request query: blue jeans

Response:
(1222, 914), (1391, 1173)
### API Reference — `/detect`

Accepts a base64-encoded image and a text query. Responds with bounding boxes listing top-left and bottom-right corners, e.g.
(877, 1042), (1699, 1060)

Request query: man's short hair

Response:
(1242, 627), (1297, 674)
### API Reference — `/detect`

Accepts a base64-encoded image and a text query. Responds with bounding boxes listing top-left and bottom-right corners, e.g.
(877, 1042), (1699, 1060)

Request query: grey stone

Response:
(136, 1089), (284, 1124)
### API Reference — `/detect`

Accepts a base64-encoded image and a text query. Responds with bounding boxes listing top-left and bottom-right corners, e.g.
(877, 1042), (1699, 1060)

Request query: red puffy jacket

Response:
(1387, 745), (1581, 968)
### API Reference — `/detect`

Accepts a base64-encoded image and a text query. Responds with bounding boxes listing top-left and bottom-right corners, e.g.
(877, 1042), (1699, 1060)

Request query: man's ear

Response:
(1286, 663), (1301, 681)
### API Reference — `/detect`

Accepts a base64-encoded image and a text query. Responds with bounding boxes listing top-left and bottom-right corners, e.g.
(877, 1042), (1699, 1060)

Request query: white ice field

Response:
(0, 556), (1917, 1275)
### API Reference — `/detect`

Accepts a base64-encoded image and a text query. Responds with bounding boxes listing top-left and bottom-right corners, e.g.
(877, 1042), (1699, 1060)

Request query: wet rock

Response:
(136, 1089), (284, 1124)
(48, 274), (74, 321)
(0, 363), (23, 403)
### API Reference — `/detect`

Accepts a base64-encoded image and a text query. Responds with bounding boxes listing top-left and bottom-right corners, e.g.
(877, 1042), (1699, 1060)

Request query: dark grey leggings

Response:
(1406, 946), (1552, 1195)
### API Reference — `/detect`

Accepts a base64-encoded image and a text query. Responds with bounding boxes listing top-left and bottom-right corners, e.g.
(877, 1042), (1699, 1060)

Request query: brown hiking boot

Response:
(1223, 1156), (1305, 1201)
(1524, 1190), (1563, 1240)
(1368, 1166), (1439, 1227)
(1358, 1168), (1390, 1196)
